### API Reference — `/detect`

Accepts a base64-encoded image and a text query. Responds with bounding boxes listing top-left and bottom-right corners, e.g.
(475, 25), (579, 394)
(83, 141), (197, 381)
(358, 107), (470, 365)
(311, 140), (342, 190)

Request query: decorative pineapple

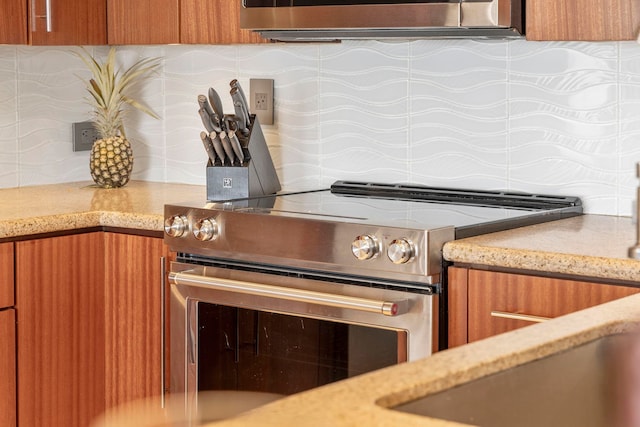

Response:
(76, 47), (160, 188)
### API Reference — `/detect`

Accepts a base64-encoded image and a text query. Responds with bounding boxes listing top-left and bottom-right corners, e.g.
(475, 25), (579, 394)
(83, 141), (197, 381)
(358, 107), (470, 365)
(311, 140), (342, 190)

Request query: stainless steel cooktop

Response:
(164, 181), (582, 288)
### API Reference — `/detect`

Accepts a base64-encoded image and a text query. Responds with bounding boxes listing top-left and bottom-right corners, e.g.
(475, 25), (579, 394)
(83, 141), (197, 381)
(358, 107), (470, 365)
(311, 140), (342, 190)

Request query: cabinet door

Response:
(0, 0), (27, 44)
(107, 0), (179, 45)
(0, 242), (14, 309)
(527, 0), (640, 41)
(180, 0), (266, 44)
(467, 269), (640, 342)
(104, 233), (169, 409)
(0, 309), (16, 427)
(16, 233), (106, 427)
(29, 0), (106, 45)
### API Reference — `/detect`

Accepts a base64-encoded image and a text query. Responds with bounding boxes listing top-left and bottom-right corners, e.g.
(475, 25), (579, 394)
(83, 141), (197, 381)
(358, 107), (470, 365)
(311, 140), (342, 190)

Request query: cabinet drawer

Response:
(0, 243), (14, 309)
(468, 270), (639, 342)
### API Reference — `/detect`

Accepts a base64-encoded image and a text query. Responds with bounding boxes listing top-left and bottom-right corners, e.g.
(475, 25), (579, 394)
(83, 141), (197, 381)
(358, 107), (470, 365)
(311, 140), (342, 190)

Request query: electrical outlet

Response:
(72, 121), (100, 152)
(255, 93), (268, 111)
(250, 78), (274, 125)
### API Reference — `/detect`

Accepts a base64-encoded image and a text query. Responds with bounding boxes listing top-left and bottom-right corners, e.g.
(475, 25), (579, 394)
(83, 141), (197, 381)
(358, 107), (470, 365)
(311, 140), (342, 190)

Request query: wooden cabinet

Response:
(527, 0), (640, 41)
(0, 310), (16, 427)
(107, 0), (179, 45)
(108, 0), (265, 44)
(0, 242), (14, 309)
(16, 233), (106, 427)
(180, 0), (266, 44)
(0, 242), (16, 427)
(29, 0), (106, 45)
(15, 232), (170, 426)
(104, 232), (169, 409)
(0, 0), (27, 44)
(448, 267), (640, 347)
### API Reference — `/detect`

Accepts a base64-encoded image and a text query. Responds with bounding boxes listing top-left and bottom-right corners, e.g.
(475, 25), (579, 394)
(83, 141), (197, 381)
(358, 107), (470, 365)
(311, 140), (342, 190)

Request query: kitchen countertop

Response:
(0, 181), (205, 239)
(443, 214), (640, 283)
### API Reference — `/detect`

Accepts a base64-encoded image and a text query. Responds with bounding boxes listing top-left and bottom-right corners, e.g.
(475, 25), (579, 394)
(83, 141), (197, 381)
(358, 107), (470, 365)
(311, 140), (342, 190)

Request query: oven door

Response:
(169, 261), (436, 420)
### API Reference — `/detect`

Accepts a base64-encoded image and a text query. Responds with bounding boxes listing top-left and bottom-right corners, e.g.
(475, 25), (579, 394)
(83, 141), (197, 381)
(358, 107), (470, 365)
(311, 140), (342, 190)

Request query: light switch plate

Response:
(72, 121), (100, 152)
(250, 78), (274, 125)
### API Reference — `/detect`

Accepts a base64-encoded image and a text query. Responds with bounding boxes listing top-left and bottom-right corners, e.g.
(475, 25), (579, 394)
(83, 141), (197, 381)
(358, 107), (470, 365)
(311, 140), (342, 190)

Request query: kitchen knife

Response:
(230, 85), (251, 126)
(208, 88), (225, 129)
(198, 94), (217, 124)
(209, 131), (227, 166)
(200, 131), (218, 165)
(231, 88), (250, 136)
(230, 79), (250, 116)
(227, 129), (245, 164)
(218, 131), (236, 165)
(198, 108), (215, 133)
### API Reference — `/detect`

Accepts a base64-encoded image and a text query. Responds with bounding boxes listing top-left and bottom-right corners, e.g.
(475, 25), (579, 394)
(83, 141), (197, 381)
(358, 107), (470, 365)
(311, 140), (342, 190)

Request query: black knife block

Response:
(206, 115), (281, 201)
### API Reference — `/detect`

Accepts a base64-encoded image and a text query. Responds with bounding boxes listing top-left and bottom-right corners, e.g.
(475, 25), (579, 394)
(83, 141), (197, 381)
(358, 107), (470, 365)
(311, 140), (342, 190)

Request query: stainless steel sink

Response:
(393, 333), (633, 427)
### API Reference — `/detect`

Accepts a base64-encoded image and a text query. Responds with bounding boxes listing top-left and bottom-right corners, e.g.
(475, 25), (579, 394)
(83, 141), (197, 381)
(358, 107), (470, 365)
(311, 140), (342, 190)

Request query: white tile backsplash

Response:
(2, 40), (640, 215)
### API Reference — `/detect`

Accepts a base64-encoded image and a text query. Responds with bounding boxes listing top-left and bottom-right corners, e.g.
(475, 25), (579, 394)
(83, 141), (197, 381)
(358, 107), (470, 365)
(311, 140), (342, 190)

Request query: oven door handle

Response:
(169, 271), (409, 317)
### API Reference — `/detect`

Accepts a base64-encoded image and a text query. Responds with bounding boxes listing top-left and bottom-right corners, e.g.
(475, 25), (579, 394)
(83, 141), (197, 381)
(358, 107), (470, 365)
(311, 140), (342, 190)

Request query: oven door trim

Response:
(169, 261), (436, 420)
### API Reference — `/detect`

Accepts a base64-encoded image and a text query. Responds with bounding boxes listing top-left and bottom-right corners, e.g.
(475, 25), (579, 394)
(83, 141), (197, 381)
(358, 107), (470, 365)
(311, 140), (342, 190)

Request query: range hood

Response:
(240, 1), (525, 42)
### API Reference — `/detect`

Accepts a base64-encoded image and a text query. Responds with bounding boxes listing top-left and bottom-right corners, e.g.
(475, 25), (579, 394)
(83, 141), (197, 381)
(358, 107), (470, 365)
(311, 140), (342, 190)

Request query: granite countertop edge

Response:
(443, 215), (640, 283)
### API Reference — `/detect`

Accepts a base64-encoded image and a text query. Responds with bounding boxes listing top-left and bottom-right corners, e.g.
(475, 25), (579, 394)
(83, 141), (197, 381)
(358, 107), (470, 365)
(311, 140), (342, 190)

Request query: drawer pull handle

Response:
(490, 311), (550, 323)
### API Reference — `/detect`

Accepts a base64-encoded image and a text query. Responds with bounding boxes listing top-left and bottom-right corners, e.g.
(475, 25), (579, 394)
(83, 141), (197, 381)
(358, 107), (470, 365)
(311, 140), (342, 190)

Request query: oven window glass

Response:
(197, 303), (406, 395)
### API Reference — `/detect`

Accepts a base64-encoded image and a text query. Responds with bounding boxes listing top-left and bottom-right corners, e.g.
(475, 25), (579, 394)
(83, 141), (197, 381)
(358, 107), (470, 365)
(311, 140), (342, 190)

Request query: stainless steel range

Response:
(164, 181), (582, 421)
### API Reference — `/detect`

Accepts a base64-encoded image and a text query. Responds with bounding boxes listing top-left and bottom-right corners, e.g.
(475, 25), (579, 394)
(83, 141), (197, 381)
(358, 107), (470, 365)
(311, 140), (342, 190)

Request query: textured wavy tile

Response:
(2, 41), (639, 216)
(508, 41), (618, 214)
(318, 41), (409, 184)
(0, 47), (18, 188)
(16, 47), (91, 185)
(163, 45), (242, 185)
(618, 41), (640, 216)
(237, 44), (322, 189)
(409, 40), (508, 189)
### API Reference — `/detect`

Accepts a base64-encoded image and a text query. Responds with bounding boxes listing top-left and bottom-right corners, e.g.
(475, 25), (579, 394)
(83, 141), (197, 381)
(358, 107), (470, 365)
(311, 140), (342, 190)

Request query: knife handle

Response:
(232, 101), (249, 136)
(230, 79), (249, 115)
(198, 108), (215, 133)
(231, 86), (251, 125)
(219, 131), (237, 166)
(200, 131), (218, 166)
(228, 130), (245, 165)
(209, 131), (227, 166)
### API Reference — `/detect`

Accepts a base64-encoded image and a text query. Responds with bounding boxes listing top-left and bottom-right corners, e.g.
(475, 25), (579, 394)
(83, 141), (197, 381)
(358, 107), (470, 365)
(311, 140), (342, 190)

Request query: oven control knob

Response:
(351, 235), (380, 260)
(164, 215), (188, 237)
(193, 218), (219, 241)
(388, 239), (416, 264)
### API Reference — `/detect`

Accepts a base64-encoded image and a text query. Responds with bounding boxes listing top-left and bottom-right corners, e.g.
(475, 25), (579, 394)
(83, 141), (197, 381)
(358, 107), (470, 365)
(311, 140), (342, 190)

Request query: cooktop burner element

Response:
(164, 181), (582, 288)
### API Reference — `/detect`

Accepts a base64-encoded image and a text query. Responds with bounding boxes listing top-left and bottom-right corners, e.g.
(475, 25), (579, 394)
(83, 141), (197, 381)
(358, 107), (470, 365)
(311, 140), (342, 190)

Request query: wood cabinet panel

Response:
(107, 0), (180, 45)
(0, 242), (14, 309)
(0, 0), (27, 44)
(16, 233), (106, 427)
(447, 266), (468, 349)
(0, 309), (16, 427)
(527, 0), (640, 41)
(29, 0), (106, 45)
(180, 0), (266, 44)
(104, 233), (169, 409)
(467, 269), (640, 343)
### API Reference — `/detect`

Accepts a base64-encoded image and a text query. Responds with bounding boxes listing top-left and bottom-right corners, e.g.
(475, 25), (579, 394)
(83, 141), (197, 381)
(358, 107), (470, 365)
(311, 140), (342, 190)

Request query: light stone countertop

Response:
(0, 181), (206, 239)
(443, 214), (640, 283)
